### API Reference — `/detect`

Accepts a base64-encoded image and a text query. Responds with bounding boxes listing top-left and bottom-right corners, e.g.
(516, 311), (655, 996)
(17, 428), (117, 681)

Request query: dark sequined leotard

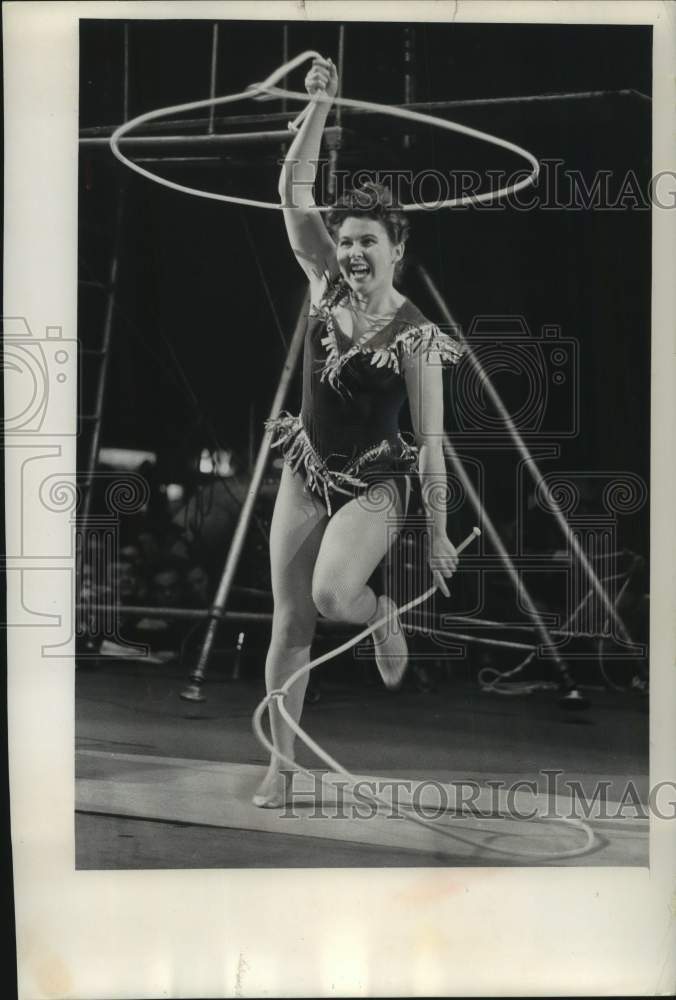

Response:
(267, 277), (464, 515)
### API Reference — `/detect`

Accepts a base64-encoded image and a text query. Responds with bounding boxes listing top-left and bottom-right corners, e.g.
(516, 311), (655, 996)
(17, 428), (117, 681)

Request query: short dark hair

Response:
(327, 181), (410, 246)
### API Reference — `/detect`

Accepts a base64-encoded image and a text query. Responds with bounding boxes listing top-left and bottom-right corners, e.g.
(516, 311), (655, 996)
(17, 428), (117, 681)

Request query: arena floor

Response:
(75, 652), (649, 869)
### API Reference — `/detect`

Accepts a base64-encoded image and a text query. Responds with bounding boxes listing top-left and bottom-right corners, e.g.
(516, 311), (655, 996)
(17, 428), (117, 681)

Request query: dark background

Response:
(78, 19), (651, 556)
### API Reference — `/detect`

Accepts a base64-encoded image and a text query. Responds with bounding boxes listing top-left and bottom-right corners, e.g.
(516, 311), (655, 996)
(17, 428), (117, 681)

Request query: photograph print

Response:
(74, 14), (652, 870)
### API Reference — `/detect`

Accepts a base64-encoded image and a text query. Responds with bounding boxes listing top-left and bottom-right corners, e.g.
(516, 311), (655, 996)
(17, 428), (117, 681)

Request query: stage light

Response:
(199, 448), (235, 477)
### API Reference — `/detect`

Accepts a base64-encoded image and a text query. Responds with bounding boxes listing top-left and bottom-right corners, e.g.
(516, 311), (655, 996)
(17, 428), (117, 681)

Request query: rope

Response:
(596, 577), (639, 692)
(251, 527), (596, 861)
(110, 50), (539, 211)
(478, 654), (559, 697)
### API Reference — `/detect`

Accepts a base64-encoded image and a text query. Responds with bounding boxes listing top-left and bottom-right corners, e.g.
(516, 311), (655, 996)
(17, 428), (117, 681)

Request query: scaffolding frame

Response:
(78, 20), (642, 701)
(78, 21), (346, 687)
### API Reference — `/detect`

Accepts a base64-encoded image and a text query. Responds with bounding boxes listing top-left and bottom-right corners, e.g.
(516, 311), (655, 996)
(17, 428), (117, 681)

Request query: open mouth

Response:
(348, 262), (370, 279)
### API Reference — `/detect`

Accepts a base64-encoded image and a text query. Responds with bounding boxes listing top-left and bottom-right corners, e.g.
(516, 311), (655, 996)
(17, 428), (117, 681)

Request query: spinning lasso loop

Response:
(252, 527), (596, 861)
(110, 50), (540, 210)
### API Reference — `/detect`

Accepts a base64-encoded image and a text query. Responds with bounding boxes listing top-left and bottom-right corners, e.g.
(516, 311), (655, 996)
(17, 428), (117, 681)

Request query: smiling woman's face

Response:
(336, 216), (403, 295)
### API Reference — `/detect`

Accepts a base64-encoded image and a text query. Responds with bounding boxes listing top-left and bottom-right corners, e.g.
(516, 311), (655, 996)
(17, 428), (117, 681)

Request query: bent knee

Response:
(312, 585), (342, 621)
(312, 578), (352, 621)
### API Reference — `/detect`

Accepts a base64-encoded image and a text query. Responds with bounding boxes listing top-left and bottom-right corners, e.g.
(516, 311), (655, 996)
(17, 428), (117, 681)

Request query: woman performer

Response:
(254, 55), (464, 807)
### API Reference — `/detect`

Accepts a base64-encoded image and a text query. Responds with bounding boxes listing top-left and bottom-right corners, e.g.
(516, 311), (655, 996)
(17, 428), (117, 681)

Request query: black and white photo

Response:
(5, 2), (676, 997)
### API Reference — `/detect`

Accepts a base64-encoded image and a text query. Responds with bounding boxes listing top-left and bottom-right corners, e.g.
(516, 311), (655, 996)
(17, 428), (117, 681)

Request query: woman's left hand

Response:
(429, 531), (459, 598)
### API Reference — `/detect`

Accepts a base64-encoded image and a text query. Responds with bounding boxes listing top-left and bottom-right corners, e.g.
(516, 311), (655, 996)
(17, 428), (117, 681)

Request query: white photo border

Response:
(4, 2), (675, 997)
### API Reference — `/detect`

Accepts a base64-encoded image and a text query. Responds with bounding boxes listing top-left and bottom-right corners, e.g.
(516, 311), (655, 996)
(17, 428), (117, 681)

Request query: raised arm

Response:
(404, 344), (459, 596)
(278, 56), (339, 299)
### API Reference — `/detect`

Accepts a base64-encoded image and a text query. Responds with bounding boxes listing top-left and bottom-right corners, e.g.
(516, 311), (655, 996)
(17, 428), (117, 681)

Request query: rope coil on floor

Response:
(110, 50), (540, 210)
(251, 527), (597, 861)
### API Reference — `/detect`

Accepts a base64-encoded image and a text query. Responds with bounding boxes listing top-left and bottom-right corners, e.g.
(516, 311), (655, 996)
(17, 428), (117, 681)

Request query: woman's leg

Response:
(312, 478), (411, 688)
(254, 463), (328, 806)
(312, 479), (406, 624)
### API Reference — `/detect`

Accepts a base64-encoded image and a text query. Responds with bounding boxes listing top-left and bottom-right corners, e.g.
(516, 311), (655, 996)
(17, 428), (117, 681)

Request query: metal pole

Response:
(336, 24), (345, 129)
(400, 89), (649, 110)
(123, 23), (130, 122)
(79, 604), (266, 622)
(248, 401), (255, 473)
(442, 433), (578, 694)
(403, 25), (415, 149)
(181, 292), (309, 700)
(133, 156), (226, 167)
(80, 187), (126, 532)
(208, 23), (219, 134)
(418, 264), (633, 648)
(324, 24), (345, 200)
(79, 127), (343, 149)
(78, 88), (647, 140)
(78, 600), (599, 639)
(282, 25), (289, 116)
(75, 603), (539, 651)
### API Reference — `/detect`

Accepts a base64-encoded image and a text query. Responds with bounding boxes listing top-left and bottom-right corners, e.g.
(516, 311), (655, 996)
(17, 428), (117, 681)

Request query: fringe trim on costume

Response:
(344, 434), (419, 478)
(319, 318), (354, 393)
(266, 413), (367, 515)
(266, 413), (419, 515)
(317, 312), (465, 389)
(379, 322), (466, 373)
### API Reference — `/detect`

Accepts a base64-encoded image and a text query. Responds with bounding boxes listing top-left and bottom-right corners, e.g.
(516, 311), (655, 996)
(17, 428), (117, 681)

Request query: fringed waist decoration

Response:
(266, 413), (367, 515)
(266, 413), (419, 515)
(343, 433), (419, 479)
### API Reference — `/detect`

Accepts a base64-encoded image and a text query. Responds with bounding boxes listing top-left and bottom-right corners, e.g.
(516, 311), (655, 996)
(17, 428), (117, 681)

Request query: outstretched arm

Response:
(404, 343), (459, 596)
(278, 56), (339, 298)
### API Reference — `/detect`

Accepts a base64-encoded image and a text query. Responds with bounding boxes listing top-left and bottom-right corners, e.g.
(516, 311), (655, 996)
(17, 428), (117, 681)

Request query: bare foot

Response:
(252, 762), (296, 809)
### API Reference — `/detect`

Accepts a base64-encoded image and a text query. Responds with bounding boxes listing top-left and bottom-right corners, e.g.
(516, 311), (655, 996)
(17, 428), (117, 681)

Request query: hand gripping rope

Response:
(110, 50), (540, 210)
(110, 56), (595, 859)
(252, 528), (596, 862)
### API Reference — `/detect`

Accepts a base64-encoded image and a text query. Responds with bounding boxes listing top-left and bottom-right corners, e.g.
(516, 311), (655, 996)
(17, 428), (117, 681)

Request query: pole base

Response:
(558, 687), (590, 711)
(180, 682), (206, 702)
